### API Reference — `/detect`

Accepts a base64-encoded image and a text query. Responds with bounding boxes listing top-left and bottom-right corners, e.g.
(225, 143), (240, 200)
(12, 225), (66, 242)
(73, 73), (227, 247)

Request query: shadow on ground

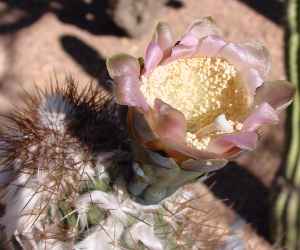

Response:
(0, 0), (185, 36)
(205, 162), (271, 241)
(60, 35), (112, 91)
(237, 0), (286, 25)
(0, 0), (126, 36)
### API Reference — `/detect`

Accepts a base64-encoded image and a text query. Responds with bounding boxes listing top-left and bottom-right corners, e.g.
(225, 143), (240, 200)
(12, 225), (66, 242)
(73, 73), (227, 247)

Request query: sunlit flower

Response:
(107, 17), (294, 170)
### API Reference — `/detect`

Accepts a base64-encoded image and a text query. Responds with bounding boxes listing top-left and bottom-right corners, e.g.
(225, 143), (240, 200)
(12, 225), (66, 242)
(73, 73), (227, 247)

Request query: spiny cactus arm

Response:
(286, 0), (300, 180)
(273, 0), (300, 249)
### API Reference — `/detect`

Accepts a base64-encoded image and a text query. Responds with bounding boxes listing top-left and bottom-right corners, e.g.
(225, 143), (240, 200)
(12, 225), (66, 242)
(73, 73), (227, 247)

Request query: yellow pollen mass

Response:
(141, 57), (250, 150)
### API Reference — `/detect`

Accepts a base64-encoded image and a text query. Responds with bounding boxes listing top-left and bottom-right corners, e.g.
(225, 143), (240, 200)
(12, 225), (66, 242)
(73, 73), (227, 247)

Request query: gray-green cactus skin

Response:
(272, 0), (300, 249)
(0, 79), (226, 250)
(127, 143), (211, 205)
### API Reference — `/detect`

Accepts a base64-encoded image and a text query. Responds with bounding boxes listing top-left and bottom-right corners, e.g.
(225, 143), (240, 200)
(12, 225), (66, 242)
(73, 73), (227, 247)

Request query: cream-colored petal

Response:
(153, 22), (174, 54)
(144, 42), (164, 75)
(106, 54), (140, 78)
(114, 75), (148, 110)
(183, 17), (222, 41)
(218, 42), (271, 78)
(255, 80), (295, 112)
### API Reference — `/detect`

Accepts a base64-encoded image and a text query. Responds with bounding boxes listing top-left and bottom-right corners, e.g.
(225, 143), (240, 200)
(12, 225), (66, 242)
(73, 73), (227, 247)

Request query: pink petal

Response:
(255, 80), (295, 112)
(106, 54), (140, 78)
(218, 43), (247, 71)
(129, 102), (220, 161)
(218, 42), (270, 78)
(240, 42), (271, 78)
(163, 44), (197, 64)
(162, 138), (220, 160)
(183, 17), (221, 41)
(152, 98), (187, 140)
(172, 44), (197, 57)
(148, 100), (221, 160)
(130, 109), (156, 142)
(181, 158), (228, 172)
(242, 102), (279, 132)
(196, 35), (226, 57)
(153, 22), (174, 54)
(113, 75), (148, 111)
(242, 68), (264, 95)
(180, 34), (199, 47)
(222, 132), (258, 150)
(144, 42), (164, 75)
(208, 131), (258, 153)
(206, 138), (236, 155)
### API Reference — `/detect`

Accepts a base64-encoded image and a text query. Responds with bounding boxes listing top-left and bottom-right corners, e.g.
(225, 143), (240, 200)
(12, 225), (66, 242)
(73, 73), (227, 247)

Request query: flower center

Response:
(141, 57), (250, 149)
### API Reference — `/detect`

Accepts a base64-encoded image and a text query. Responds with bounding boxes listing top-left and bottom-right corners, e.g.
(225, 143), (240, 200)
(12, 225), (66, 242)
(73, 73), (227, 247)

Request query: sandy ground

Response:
(0, 0), (288, 249)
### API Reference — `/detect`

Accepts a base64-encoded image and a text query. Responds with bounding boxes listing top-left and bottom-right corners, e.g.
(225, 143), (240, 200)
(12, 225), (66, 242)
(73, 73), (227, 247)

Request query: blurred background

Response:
(0, 0), (296, 249)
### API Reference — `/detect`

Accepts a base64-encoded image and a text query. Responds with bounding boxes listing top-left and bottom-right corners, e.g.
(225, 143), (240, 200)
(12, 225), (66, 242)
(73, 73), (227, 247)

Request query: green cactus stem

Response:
(127, 143), (224, 205)
(272, 0), (300, 249)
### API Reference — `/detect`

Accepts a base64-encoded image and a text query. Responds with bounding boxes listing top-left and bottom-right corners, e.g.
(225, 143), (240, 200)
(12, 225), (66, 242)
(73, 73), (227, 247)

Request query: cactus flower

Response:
(107, 17), (294, 171)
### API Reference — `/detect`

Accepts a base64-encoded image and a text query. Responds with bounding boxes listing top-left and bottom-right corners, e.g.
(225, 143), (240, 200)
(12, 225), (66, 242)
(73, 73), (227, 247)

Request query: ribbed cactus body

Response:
(272, 0), (300, 249)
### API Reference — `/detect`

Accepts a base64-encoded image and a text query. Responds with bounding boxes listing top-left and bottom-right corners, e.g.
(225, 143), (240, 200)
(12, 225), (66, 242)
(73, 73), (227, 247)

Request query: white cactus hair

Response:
(0, 77), (130, 249)
(38, 93), (73, 133)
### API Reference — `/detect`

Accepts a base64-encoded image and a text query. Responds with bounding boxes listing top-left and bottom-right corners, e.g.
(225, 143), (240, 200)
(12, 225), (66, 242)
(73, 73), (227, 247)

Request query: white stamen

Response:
(214, 114), (234, 133)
